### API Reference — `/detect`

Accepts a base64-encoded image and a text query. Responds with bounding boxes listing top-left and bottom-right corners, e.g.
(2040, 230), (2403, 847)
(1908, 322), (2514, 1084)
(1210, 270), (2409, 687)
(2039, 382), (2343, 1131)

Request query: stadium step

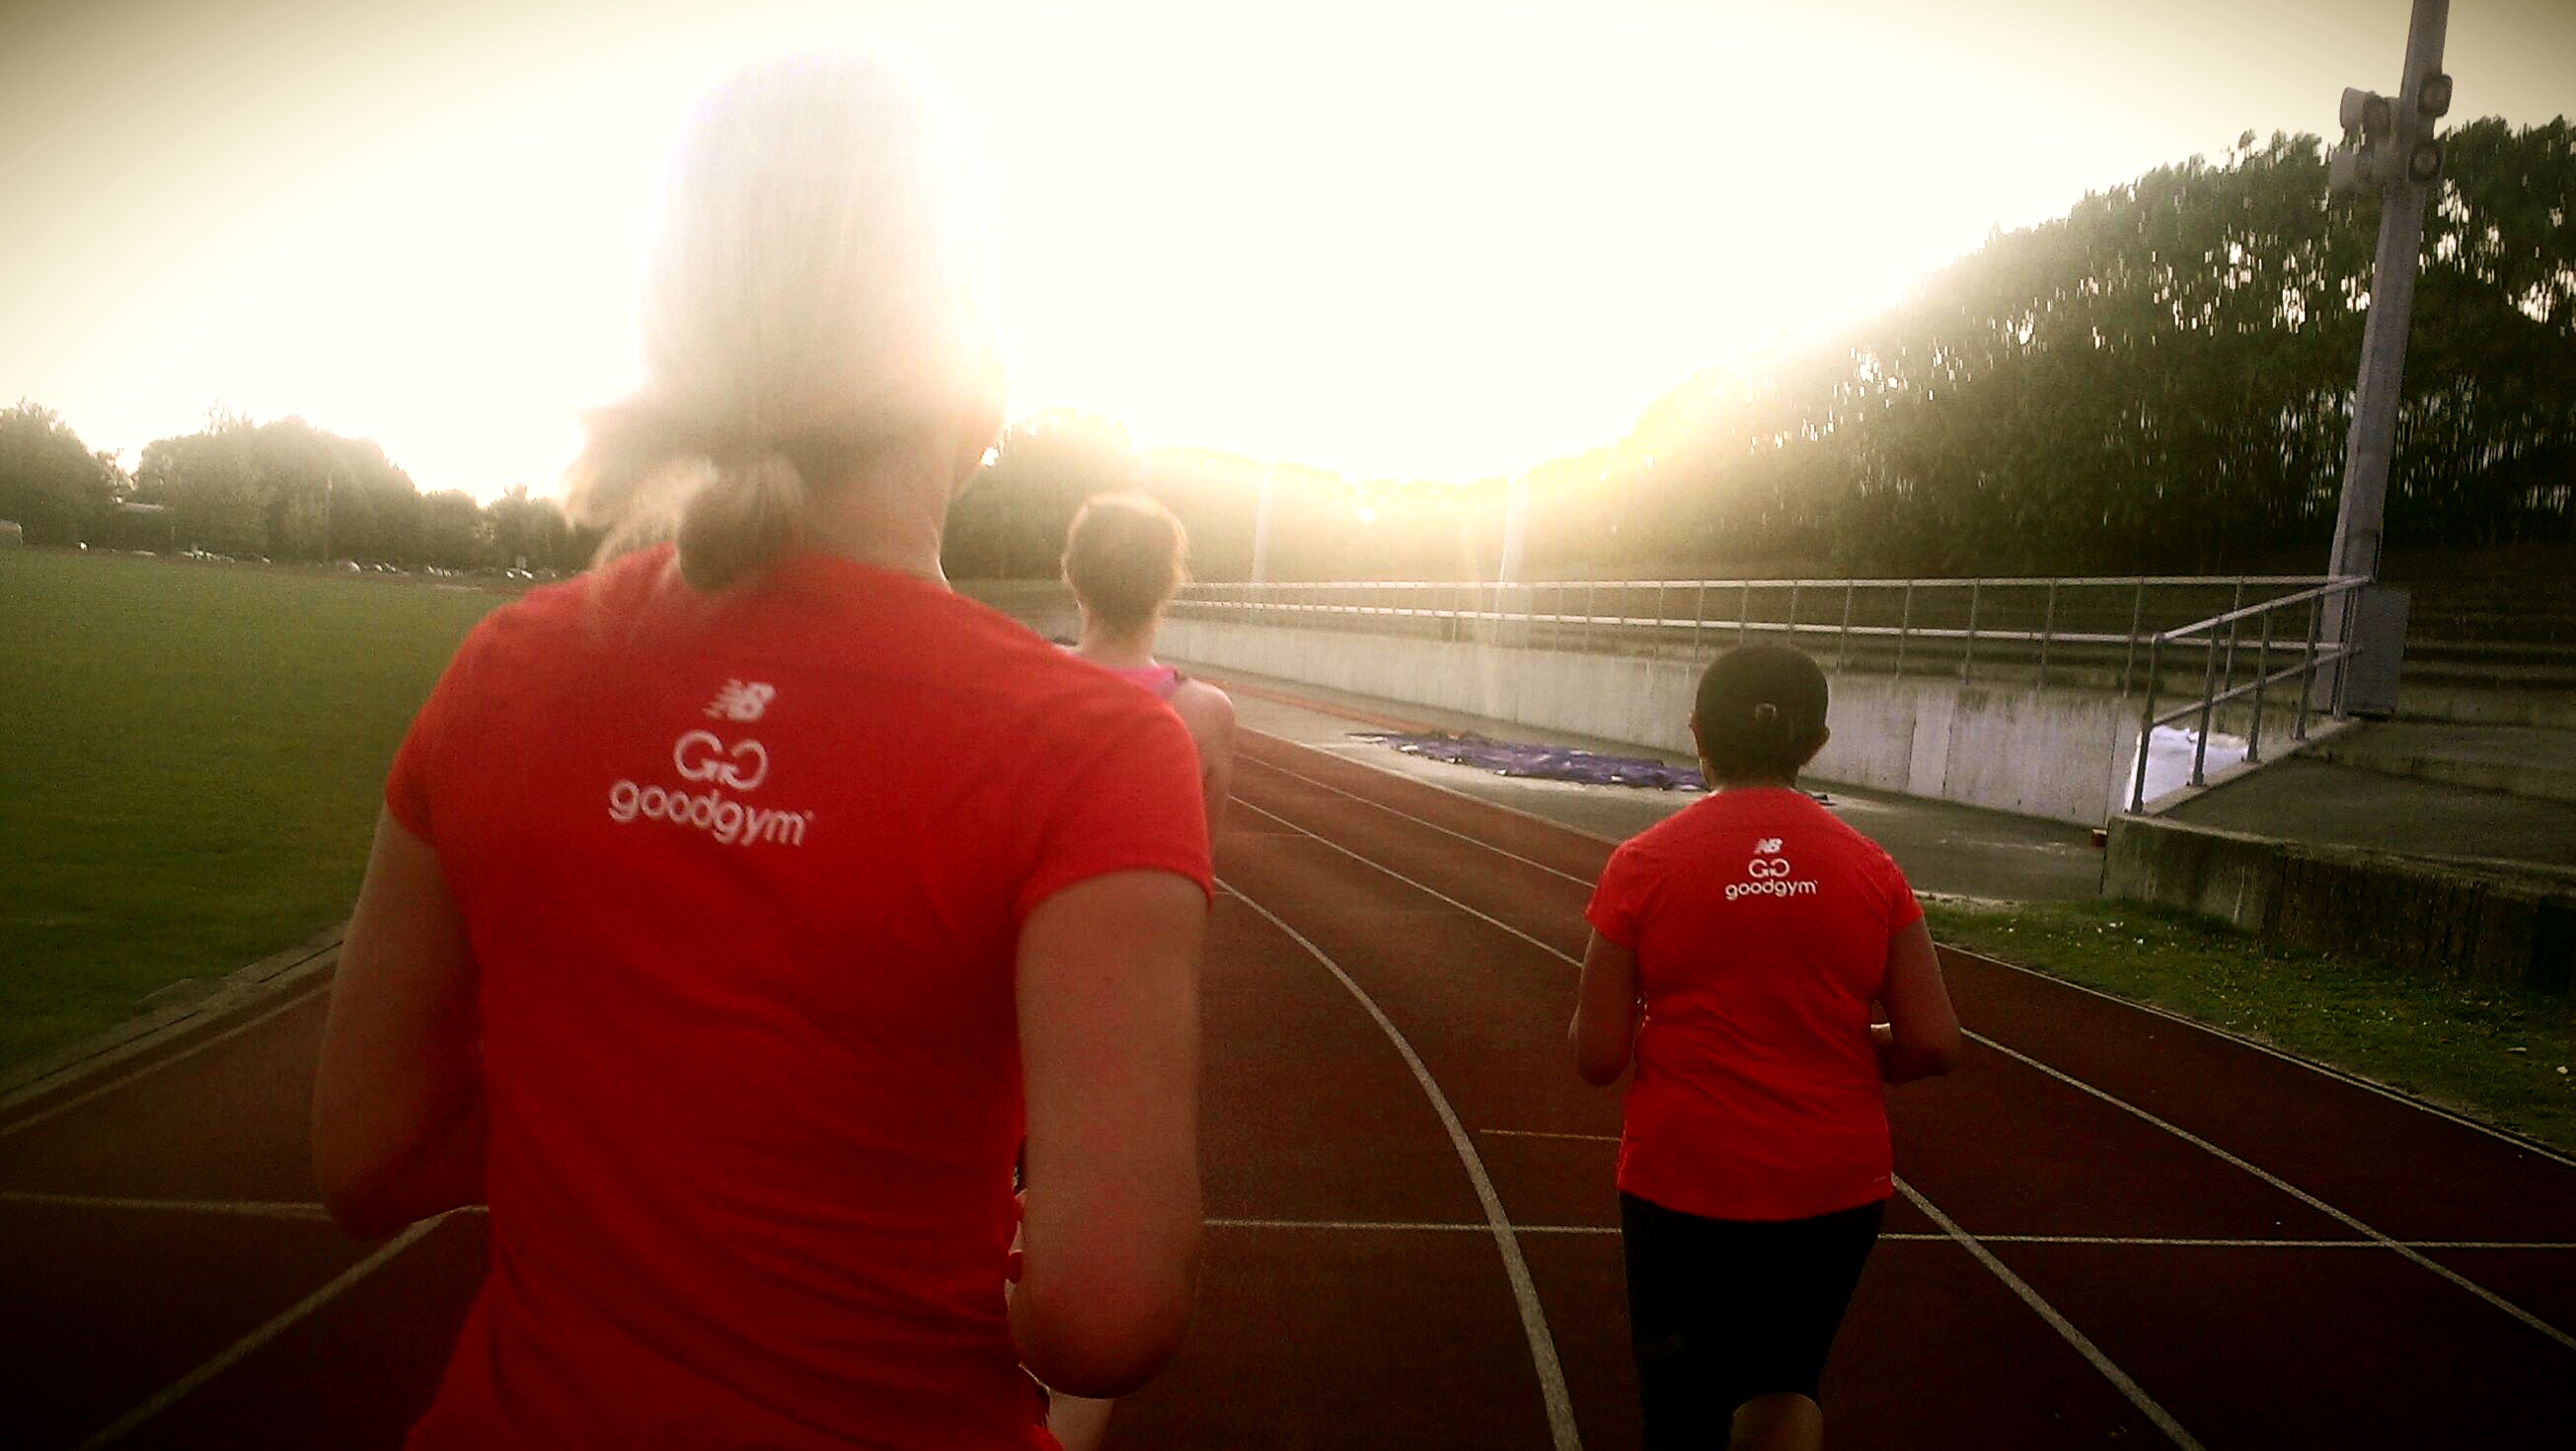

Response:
(2307, 723), (2576, 805)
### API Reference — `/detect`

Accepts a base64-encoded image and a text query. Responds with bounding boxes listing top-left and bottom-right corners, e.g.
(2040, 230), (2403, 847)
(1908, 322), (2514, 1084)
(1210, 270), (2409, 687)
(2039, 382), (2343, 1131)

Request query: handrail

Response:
(1185, 573), (2341, 592)
(2126, 576), (2369, 811)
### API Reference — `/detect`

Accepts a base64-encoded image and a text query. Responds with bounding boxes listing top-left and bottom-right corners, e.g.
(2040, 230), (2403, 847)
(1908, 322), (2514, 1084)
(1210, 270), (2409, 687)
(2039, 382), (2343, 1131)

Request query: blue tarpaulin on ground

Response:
(1349, 732), (1707, 792)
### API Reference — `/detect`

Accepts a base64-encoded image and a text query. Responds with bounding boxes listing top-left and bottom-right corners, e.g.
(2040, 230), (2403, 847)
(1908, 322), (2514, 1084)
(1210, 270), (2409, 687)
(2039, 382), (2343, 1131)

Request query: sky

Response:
(3, 0), (2573, 500)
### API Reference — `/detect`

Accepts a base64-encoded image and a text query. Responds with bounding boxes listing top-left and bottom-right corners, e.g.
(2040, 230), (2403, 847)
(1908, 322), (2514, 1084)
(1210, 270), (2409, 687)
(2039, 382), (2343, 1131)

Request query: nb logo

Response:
(1755, 838), (1782, 854)
(706, 680), (777, 722)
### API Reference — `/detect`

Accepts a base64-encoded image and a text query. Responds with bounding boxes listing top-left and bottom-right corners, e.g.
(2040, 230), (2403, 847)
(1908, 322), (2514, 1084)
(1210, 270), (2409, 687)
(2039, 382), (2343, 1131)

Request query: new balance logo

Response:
(1756, 837), (1782, 854)
(706, 680), (776, 722)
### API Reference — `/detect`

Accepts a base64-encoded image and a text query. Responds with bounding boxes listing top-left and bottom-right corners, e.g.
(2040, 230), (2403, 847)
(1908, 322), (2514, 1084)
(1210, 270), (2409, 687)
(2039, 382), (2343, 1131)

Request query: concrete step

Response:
(2167, 755), (2576, 875)
(2308, 723), (2576, 805)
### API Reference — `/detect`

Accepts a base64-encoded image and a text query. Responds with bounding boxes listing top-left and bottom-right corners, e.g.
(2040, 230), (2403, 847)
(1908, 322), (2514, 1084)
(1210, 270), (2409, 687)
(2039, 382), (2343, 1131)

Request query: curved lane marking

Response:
(1218, 874), (1583, 1451)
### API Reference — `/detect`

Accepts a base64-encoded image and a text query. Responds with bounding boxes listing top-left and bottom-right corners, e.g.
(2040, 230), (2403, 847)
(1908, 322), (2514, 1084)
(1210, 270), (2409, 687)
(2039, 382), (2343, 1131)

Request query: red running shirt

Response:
(1584, 788), (1920, 1222)
(385, 547), (1210, 1450)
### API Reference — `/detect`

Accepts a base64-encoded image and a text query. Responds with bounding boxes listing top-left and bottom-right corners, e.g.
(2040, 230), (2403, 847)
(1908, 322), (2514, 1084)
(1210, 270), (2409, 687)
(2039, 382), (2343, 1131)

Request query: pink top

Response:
(1096, 661), (1184, 701)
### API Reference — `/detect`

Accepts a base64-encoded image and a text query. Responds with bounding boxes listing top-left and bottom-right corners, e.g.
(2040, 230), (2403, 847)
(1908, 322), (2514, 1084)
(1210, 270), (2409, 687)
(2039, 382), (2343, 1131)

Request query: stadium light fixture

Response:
(2415, 71), (2453, 118)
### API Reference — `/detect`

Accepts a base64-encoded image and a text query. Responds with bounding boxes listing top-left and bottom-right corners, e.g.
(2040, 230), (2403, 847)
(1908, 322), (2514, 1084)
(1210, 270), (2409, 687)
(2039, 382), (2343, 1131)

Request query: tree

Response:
(0, 402), (118, 545)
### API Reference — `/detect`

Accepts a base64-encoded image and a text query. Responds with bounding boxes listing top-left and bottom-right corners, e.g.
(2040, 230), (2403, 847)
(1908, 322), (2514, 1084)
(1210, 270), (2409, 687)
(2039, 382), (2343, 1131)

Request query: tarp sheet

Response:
(1349, 731), (1706, 792)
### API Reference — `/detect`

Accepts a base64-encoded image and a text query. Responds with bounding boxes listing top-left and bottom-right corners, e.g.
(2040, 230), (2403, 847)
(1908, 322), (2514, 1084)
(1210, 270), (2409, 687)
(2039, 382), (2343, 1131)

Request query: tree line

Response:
(13, 118), (2567, 584)
(0, 405), (590, 572)
(944, 117), (2574, 582)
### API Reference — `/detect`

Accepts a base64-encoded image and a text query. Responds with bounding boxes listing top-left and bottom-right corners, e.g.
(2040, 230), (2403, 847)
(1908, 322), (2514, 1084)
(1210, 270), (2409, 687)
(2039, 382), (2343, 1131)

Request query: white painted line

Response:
(1237, 750), (1598, 887)
(0, 1191), (332, 1221)
(1208, 1216), (2576, 1252)
(1208, 1217), (1491, 1232)
(0, 982), (333, 1143)
(1896, 1178), (2207, 1450)
(1949, 949), (2576, 1172)
(1967, 1030), (2576, 1354)
(1265, 717), (2576, 1181)
(1233, 799), (1582, 972)
(0, 933), (341, 1113)
(1247, 757), (2576, 1348)
(70, 1214), (445, 1449)
(1480, 1129), (1620, 1143)
(1221, 876), (1583, 1451)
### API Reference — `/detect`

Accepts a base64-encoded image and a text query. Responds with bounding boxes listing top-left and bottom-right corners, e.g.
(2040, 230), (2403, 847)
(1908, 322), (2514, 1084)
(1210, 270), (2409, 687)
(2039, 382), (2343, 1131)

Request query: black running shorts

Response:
(1619, 1190), (1885, 1448)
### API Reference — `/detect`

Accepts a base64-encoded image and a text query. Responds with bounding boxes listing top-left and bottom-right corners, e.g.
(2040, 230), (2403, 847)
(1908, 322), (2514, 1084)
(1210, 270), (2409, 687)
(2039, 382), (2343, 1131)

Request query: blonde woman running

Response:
(314, 56), (1209, 1450)
(1062, 492), (1235, 843)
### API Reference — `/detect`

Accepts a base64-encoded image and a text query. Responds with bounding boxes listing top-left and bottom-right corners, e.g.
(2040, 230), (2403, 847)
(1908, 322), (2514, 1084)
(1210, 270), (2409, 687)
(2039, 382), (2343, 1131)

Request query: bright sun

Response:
(19, 0), (2466, 499)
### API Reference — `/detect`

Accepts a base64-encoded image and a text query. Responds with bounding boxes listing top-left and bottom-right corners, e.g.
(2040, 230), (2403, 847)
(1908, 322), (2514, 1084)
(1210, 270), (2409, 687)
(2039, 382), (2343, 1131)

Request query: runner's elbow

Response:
(1011, 1263), (1198, 1396)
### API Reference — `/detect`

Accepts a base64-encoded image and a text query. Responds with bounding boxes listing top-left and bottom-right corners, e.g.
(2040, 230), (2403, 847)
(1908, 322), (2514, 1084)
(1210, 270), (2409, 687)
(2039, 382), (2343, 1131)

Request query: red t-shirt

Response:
(386, 546), (1210, 1450)
(1584, 788), (1920, 1222)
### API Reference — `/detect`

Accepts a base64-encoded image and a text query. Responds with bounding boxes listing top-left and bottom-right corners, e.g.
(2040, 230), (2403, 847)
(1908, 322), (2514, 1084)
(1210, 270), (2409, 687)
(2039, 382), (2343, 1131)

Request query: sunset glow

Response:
(3, 0), (2571, 497)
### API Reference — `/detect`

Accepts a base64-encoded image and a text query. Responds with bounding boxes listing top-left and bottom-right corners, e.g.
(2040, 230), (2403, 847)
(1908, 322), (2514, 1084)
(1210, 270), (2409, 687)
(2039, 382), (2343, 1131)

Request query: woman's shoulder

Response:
(1167, 675), (1234, 728)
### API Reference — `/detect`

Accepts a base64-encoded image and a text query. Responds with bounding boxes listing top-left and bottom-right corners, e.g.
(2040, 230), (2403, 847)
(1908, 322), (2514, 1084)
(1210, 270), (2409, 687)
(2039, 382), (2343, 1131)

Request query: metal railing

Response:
(2125, 577), (2368, 811)
(1171, 574), (2346, 694)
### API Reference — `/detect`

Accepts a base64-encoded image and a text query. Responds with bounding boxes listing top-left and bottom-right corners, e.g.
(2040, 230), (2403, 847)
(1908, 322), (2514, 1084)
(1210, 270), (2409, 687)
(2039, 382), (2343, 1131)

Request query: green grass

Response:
(1924, 897), (2576, 1156)
(0, 551), (508, 1071)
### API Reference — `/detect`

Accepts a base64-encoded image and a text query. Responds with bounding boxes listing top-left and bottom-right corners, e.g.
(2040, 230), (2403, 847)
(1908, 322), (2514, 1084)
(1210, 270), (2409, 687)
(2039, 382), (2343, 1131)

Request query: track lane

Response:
(1226, 727), (2576, 1448)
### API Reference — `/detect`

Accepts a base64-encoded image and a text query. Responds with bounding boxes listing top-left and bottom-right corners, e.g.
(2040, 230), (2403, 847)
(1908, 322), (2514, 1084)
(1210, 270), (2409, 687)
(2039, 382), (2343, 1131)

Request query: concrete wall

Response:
(2104, 814), (2575, 995)
(1156, 617), (2144, 827)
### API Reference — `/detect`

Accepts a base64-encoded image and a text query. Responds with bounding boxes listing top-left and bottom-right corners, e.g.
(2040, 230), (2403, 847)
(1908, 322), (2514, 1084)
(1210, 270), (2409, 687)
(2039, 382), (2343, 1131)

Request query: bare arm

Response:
(312, 811), (485, 1239)
(1194, 689), (1235, 846)
(1170, 681), (1235, 847)
(1568, 931), (1641, 1086)
(1010, 870), (1207, 1398)
(1873, 915), (1960, 1084)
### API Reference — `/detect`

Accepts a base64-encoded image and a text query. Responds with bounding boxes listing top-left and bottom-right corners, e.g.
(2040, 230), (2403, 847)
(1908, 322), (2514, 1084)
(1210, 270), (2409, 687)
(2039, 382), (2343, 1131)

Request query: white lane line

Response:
(0, 1191), (332, 1221)
(1235, 790), (2208, 1434)
(1233, 799), (1581, 971)
(1896, 1178), (2208, 1450)
(1968, 1031), (2576, 1354)
(1220, 876), (1584, 1451)
(1237, 750), (1598, 887)
(1215, 1218), (2576, 1251)
(1209, 1217), (1492, 1232)
(1260, 724), (2576, 1183)
(70, 1214), (446, 1449)
(1950, 950), (2576, 1172)
(1480, 1129), (1619, 1143)
(1247, 760), (2576, 1350)
(0, 982), (332, 1143)
(0, 937), (341, 1116)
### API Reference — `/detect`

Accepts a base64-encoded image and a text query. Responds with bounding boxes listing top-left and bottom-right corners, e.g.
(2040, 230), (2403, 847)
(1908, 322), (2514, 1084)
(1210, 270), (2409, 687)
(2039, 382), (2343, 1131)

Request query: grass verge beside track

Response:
(0, 550), (508, 1071)
(1924, 897), (2576, 1156)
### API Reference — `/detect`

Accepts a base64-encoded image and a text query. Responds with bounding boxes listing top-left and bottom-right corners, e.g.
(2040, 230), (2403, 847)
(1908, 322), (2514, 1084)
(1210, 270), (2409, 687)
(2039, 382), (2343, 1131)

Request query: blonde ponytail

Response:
(676, 452), (806, 590)
(561, 52), (989, 592)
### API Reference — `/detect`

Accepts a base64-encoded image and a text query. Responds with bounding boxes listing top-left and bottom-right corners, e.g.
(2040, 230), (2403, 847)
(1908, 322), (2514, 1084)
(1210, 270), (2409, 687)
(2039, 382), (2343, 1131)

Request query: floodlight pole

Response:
(2326, 0), (2449, 586)
(1250, 461), (1276, 584)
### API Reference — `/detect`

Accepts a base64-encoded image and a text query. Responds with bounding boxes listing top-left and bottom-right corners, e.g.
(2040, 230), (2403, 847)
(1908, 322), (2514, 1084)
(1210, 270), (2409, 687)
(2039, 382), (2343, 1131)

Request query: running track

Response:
(6, 726), (2575, 1448)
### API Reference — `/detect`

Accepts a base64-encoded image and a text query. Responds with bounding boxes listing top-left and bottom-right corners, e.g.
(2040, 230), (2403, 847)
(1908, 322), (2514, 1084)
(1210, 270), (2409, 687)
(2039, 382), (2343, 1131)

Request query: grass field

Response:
(0, 550), (508, 1071)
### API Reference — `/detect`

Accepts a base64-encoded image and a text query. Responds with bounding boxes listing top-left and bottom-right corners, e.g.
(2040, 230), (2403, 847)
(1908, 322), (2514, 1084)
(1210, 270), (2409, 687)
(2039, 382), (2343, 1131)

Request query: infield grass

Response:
(0, 550), (508, 1072)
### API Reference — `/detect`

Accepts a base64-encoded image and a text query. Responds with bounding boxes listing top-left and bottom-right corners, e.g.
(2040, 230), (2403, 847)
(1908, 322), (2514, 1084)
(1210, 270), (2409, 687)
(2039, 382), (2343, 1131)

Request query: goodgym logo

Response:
(606, 687), (810, 847)
(1728, 835), (1817, 902)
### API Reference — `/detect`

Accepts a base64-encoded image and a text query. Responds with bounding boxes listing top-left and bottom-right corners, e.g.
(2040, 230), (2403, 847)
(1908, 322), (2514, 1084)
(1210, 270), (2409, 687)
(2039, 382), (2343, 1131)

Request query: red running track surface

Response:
(5, 725), (2574, 1449)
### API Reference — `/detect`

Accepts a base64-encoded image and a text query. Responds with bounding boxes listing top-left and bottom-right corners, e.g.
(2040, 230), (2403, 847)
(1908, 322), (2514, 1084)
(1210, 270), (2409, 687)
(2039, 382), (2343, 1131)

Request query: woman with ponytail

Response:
(1568, 644), (1959, 1451)
(314, 55), (1210, 1450)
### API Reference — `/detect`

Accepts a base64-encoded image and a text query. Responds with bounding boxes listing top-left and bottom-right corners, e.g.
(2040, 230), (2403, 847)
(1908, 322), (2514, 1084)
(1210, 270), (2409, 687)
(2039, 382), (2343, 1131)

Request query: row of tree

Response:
(943, 117), (2575, 582)
(0, 405), (590, 573)
(13, 118), (2567, 584)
